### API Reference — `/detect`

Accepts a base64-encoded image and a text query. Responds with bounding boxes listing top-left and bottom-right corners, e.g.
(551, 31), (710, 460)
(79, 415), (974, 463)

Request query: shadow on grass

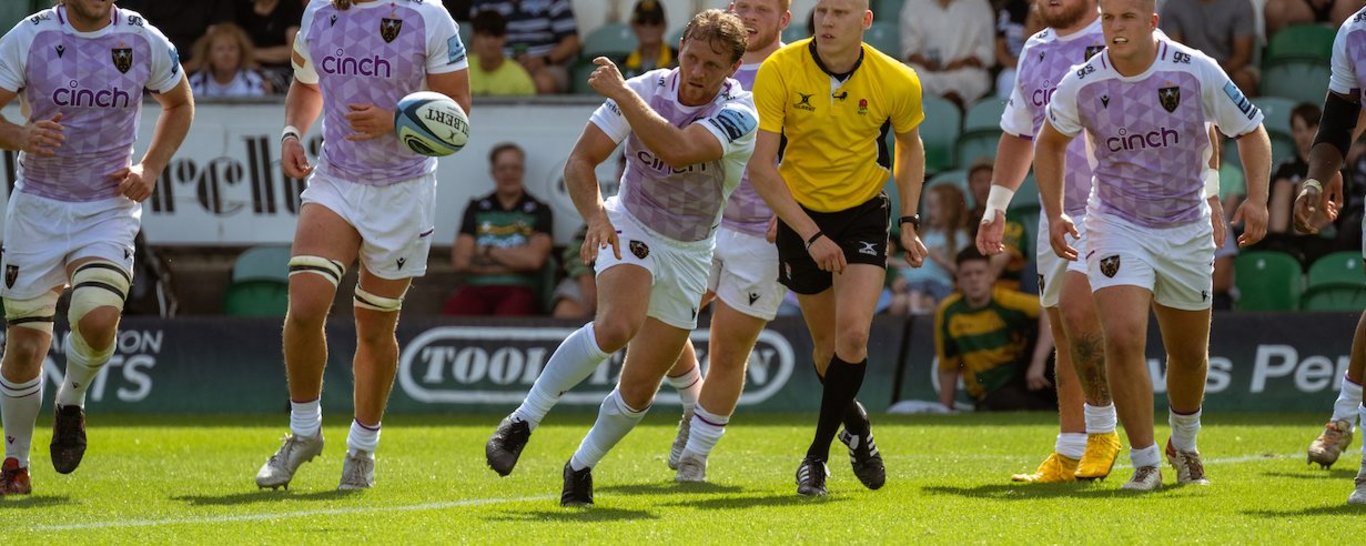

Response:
(597, 482), (745, 496)
(1245, 503), (1366, 518)
(923, 482), (1185, 500)
(1262, 469), (1358, 480)
(173, 489), (354, 506)
(0, 495), (73, 509)
(661, 492), (847, 510)
(488, 507), (656, 522)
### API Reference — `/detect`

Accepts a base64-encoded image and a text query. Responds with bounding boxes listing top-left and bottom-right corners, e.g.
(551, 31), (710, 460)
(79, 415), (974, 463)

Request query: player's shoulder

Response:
(766, 38), (812, 68)
(1158, 39), (1214, 72)
(862, 43), (918, 83)
(1344, 7), (1366, 34)
(4, 8), (59, 41)
(626, 67), (673, 97)
(1022, 27), (1058, 52)
(716, 76), (754, 107)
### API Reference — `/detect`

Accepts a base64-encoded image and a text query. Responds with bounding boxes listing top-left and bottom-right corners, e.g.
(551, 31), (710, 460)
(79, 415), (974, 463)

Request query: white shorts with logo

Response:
(709, 226), (785, 321)
(300, 170), (437, 279)
(595, 198), (713, 330)
(1, 190), (138, 300)
(1036, 213), (1090, 308)
(1084, 210), (1215, 311)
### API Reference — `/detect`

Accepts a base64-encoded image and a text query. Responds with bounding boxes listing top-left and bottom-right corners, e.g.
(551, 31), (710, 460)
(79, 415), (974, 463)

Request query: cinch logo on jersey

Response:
(397, 326), (795, 405)
(321, 50), (392, 78)
(635, 150), (709, 174)
(1106, 127), (1179, 152)
(1030, 80), (1056, 107)
(52, 82), (133, 108)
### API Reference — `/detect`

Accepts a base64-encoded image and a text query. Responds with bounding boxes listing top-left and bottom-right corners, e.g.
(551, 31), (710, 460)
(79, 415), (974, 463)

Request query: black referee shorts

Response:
(775, 192), (891, 295)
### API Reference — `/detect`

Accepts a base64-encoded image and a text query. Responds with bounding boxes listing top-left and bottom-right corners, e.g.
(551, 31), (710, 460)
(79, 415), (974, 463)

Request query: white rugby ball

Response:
(394, 91), (469, 157)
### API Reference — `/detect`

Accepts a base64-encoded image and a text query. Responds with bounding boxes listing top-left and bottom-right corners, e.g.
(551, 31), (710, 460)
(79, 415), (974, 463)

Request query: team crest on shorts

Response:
(1158, 86), (1181, 113)
(380, 18), (404, 43)
(5, 265), (17, 288)
(629, 240), (650, 259)
(1100, 255), (1121, 278)
(111, 47), (133, 74)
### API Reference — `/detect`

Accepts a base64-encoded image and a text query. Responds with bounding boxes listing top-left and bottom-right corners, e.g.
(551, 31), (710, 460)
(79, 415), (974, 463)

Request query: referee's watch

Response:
(898, 214), (921, 230)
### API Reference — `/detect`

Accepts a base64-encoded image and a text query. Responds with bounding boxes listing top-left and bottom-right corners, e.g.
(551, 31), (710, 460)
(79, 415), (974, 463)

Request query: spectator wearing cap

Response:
(617, 0), (677, 80)
(471, 0), (581, 94)
(469, 10), (537, 96)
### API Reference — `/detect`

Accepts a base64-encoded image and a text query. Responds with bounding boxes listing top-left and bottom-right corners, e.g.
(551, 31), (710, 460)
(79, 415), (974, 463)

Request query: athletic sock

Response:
(1331, 375), (1363, 427)
(805, 355), (866, 462)
(569, 388), (647, 471)
(1130, 444), (1161, 468)
(667, 364), (703, 413)
(843, 399), (871, 437)
(0, 375), (42, 467)
(684, 403), (730, 457)
(513, 322), (611, 430)
(1169, 407), (1202, 452)
(1057, 433), (1087, 460)
(1084, 403), (1118, 434)
(347, 419), (380, 455)
(290, 398), (322, 438)
(55, 337), (111, 408)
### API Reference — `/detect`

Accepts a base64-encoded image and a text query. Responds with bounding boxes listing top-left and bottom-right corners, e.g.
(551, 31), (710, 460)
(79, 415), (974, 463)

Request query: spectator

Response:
(234, 0), (303, 92)
(993, 0), (1031, 99)
(468, 9), (537, 96)
(936, 247), (1055, 412)
(965, 158), (1027, 289)
(890, 184), (972, 314)
(1265, 0), (1362, 35)
(551, 225), (595, 320)
(1159, 0), (1259, 97)
(188, 23), (271, 98)
(123, 0), (235, 71)
(618, 0), (677, 79)
(471, 0), (581, 94)
(443, 143), (555, 316)
(900, 0), (995, 107)
(1254, 103), (1344, 262)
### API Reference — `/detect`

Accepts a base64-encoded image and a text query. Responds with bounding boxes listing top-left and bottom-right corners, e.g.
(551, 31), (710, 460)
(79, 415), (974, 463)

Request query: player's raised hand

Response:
(588, 57), (629, 100)
(976, 209), (1007, 255)
(22, 112), (64, 156)
(1234, 198), (1269, 247)
(281, 135), (313, 179)
(112, 163), (156, 202)
(901, 227), (928, 268)
(344, 104), (396, 141)
(582, 210), (621, 264)
(807, 233), (846, 274)
(1048, 213), (1080, 261)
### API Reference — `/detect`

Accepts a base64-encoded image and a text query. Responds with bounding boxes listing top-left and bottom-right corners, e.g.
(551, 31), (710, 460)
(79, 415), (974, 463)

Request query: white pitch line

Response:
(31, 494), (554, 532)
(1113, 452), (1294, 470)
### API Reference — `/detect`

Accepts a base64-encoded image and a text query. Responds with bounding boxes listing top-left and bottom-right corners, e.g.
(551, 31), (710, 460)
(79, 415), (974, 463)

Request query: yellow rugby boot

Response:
(1075, 431), (1122, 480)
(1010, 452), (1079, 483)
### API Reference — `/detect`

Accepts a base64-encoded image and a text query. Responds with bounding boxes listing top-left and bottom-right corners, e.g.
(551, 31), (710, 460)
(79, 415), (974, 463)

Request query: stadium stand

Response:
(1302, 251), (1366, 311)
(1261, 61), (1331, 104)
(222, 245), (291, 317)
(581, 22), (638, 58)
(921, 93), (963, 173)
(1235, 250), (1304, 311)
(1263, 23), (1336, 66)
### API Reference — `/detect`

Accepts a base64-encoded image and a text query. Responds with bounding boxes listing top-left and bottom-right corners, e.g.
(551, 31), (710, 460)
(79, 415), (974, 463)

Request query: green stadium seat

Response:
(1302, 285), (1366, 311)
(963, 98), (1007, 133)
(582, 23), (637, 58)
(1256, 96), (1297, 137)
(1302, 251), (1366, 311)
(222, 280), (289, 317)
(920, 94), (962, 172)
(1270, 131), (1298, 167)
(874, 0), (905, 19)
(1261, 61), (1331, 105)
(460, 23), (473, 52)
(1234, 251), (1303, 310)
(955, 130), (1001, 169)
(571, 60), (598, 95)
(232, 245), (291, 284)
(1265, 24), (1337, 66)
(864, 21), (900, 59)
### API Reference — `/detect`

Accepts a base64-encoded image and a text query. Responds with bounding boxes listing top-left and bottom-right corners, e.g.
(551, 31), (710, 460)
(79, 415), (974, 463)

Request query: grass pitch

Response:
(4, 412), (1360, 544)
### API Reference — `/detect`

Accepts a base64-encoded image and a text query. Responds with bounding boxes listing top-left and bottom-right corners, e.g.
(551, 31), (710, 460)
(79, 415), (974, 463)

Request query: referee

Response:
(749, 0), (928, 497)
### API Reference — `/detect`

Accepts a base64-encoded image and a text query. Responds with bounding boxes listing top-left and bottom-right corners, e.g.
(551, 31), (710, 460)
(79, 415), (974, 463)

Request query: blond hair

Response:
(190, 23), (260, 71)
(681, 9), (748, 64)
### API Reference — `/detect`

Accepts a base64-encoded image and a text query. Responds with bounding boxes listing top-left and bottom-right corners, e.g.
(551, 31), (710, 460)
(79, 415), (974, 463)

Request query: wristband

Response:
(980, 184), (1015, 223)
(898, 214), (921, 230)
(282, 125), (302, 143)
(805, 231), (824, 250)
(1302, 178), (1323, 193)
(1202, 168), (1220, 199)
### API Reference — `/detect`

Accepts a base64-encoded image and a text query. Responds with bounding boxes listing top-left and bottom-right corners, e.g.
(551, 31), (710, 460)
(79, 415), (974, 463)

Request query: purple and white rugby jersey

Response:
(589, 68), (758, 243)
(1046, 39), (1262, 228)
(1329, 8), (1366, 101)
(719, 60), (774, 238)
(0, 7), (182, 202)
(294, 0), (467, 185)
(1000, 19), (1104, 217)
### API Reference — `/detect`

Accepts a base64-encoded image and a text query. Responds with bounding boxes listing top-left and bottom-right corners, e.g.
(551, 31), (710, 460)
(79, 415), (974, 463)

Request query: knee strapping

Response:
(288, 255), (346, 287)
(68, 261), (130, 359)
(353, 286), (403, 313)
(3, 291), (59, 334)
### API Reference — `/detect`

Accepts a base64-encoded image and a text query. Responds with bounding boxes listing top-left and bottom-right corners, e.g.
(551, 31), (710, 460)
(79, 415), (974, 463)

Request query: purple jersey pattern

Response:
(0, 8), (180, 202)
(720, 62), (772, 237)
(1049, 40), (1261, 228)
(1003, 21), (1104, 216)
(304, 2), (434, 185)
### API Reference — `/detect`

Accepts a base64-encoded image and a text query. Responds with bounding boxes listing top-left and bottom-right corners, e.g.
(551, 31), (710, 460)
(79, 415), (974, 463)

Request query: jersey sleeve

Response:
(143, 24), (183, 93)
(292, 7), (319, 84)
(1199, 57), (1263, 137)
(1044, 64), (1085, 137)
(891, 65), (925, 134)
(425, 10), (468, 74)
(1329, 23), (1359, 95)
(999, 60), (1034, 137)
(0, 21), (31, 93)
(587, 76), (654, 143)
(697, 96), (759, 161)
(753, 56), (786, 134)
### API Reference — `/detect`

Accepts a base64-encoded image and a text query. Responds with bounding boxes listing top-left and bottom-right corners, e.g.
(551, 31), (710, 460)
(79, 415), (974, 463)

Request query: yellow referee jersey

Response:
(753, 38), (925, 213)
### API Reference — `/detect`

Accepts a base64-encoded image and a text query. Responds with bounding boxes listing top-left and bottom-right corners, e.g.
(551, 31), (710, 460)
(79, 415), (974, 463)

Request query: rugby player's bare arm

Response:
(427, 69), (472, 116)
(138, 76), (194, 176)
(565, 123), (623, 262)
(589, 58), (725, 167)
(0, 88), (63, 156)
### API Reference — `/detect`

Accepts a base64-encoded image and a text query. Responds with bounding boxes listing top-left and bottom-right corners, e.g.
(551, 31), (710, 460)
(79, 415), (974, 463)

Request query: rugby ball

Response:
(394, 91), (469, 157)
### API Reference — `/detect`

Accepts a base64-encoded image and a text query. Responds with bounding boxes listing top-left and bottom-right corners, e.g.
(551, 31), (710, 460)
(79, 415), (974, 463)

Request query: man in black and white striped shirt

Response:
(471, 0), (580, 94)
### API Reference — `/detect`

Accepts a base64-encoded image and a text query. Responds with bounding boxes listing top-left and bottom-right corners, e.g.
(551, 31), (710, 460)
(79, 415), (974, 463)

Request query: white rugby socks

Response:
(684, 403), (730, 457)
(1331, 375), (1363, 426)
(55, 336), (110, 408)
(667, 365), (702, 412)
(347, 419), (381, 456)
(1084, 403), (1118, 434)
(514, 323), (611, 430)
(1056, 433), (1087, 460)
(290, 398), (322, 439)
(0, 375), (42, 467)
(569, 388), (647, 471)
(1169, 408), (1202, 452)
(1130, 444), (1161, 469)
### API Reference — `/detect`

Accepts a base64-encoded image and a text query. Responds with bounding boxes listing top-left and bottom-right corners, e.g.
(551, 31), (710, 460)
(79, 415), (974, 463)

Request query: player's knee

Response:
(4, 290), (59, 336)
(353, 286), (403, 314)
(68, 261), (130, 358)
(834, 325), (871, 357)
(616, 382), (655, 410)
(1058, 302), (1098, 336)
(288, 255), (346, 288)
(592, 319), (636, 354)
(2, 328), (50, 366)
